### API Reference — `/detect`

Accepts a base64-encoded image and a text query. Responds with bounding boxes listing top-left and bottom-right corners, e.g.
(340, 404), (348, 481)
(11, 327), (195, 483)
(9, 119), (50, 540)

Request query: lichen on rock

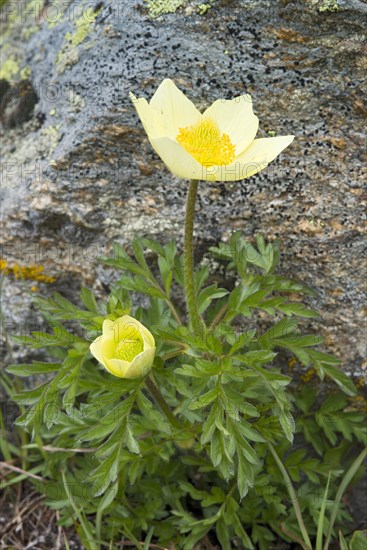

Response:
(144, 0), (185, 18)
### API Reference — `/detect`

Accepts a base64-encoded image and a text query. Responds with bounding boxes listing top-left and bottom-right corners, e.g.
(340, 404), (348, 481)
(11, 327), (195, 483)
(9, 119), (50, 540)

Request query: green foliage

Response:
(3, 235), (365, 549)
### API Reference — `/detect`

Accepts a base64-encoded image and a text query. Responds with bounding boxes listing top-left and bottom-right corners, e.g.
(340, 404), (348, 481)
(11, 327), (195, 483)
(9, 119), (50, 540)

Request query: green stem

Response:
(165, 299), (182, 325)
(184, 179), (202, 336)
(323, 447), (367, 550)
(145, 376), (181, 430)
(268, 443), (312, 550)
(209, 302), (228, 332)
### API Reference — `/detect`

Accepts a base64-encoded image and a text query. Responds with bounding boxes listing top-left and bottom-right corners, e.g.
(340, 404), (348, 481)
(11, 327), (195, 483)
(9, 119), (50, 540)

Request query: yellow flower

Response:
(130, 78), (294, 181)
(90, 315), (156, 379)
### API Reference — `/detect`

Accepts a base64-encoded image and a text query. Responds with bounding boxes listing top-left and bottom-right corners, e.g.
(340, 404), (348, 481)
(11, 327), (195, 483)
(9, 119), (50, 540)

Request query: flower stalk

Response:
(184, 179), (203, 336)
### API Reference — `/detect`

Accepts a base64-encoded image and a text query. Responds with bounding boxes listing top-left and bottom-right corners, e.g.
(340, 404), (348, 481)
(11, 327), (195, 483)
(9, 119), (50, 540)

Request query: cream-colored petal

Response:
(139, 325), (155, 349)
(104, 358), (132, 378)
(90, 319), (118, 363)
(203, 94), (259, 155)
(130, 93), (165, 139)
(205, 135), (294, 182)
(149, 136), (210, 180)
(149, 79), (202, 139)
(110, 315), (139, 342)
(90, 336), (105, 365)
(125, 348), (156, 379)
(114, 315), (148, 343)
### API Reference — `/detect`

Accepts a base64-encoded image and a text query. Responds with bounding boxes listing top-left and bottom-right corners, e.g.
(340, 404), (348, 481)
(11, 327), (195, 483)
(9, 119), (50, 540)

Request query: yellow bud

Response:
(90, 315), (156, 379)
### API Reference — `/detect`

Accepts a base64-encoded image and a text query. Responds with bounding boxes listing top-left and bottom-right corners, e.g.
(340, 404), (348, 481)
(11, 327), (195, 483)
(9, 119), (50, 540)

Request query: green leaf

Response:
(13, 382), (51, 404)
(194, 265), (210, 292)
(279, 411), (295, 443)
(189, 387), (219, 410)
(97, 483), (118, 514)
(124, 424), (140, 454)
(140, 238), (165, 257)
(221, 387), (259, 418)
(229, 329), (256, 354)
(350, 530), (367, 550)
(164, 239), (177, 265)
(233, 514), (254, 549)
(201, 403), (218, 445)
(210, 429), (223, 467)
(216, 518), (231, 550)
(236, 350), (277, 366)
(136, 391), (171, 434)
(90, 443), (122, 496)
(80, 287), (100, 313)
(128, 458), (141, 485)
(174, 361), (221, 378)
(197, 285), (229, 314)
(132, 238), (154, 279)
(339, 531), (350, 550)
(237, 420), (265, 442)
(277, 302), (319, 318)
(158, 256), (173, 295)
(258, 318), (298, 347)
(6, 362), (61, 377)
(79, 396), (134, 442)
(314, 362), (356, 396)
(237, 454), (254, 499)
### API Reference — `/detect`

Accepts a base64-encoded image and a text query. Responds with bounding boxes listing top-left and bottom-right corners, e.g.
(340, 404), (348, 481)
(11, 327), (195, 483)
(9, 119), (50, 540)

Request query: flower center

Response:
(114, 337), (144, 362)
(176, 118), (236, 167)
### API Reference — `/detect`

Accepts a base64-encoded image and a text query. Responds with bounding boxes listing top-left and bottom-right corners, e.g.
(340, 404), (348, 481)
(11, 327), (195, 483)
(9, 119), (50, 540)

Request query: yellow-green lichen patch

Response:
(56, 6), (102, 74)
(20, 66), (32, 79)
(0, 0), (45, 84)
(145, 0), (184, 18)
(0, 57), (20, 80)
(197, 3), (211, 15)
(64, 7), (101, 47)
(318, 0), (343, 12)
(47, 2), (69, 29)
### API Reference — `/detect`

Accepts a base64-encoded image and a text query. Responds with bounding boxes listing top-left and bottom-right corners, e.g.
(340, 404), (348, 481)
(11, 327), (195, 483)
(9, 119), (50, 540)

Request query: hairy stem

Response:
(184, 179), (202, 336)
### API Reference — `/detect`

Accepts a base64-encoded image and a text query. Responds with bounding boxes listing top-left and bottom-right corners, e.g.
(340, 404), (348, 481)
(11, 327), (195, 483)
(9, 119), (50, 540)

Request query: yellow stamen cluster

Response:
(114, 337), (144, 362)
(176, 118), (236, 167)
(0, 259), (56, 283)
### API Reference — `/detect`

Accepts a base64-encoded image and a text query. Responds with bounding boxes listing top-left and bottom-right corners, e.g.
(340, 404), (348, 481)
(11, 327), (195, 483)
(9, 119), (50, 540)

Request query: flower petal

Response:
(125, 348), (156, 379)
(150, 136), (210, 180)
(149, 79), (202, 139)
(203, 94), (259, 155)
(139, 325), (155, 349)
(114, 315), (151, 343)
(130, 93), (165, 139)
(90, 335), (105, 365)
(104, 358), (132, 378)
(204, 135), (294, 182)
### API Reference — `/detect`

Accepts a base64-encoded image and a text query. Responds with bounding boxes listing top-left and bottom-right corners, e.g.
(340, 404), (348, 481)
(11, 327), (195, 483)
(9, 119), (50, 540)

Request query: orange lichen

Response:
(0, 259), (55, 284)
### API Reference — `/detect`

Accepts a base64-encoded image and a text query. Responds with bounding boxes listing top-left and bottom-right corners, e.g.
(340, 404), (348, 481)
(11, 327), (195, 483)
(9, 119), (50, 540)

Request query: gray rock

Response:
(0, 0), (366, 376)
